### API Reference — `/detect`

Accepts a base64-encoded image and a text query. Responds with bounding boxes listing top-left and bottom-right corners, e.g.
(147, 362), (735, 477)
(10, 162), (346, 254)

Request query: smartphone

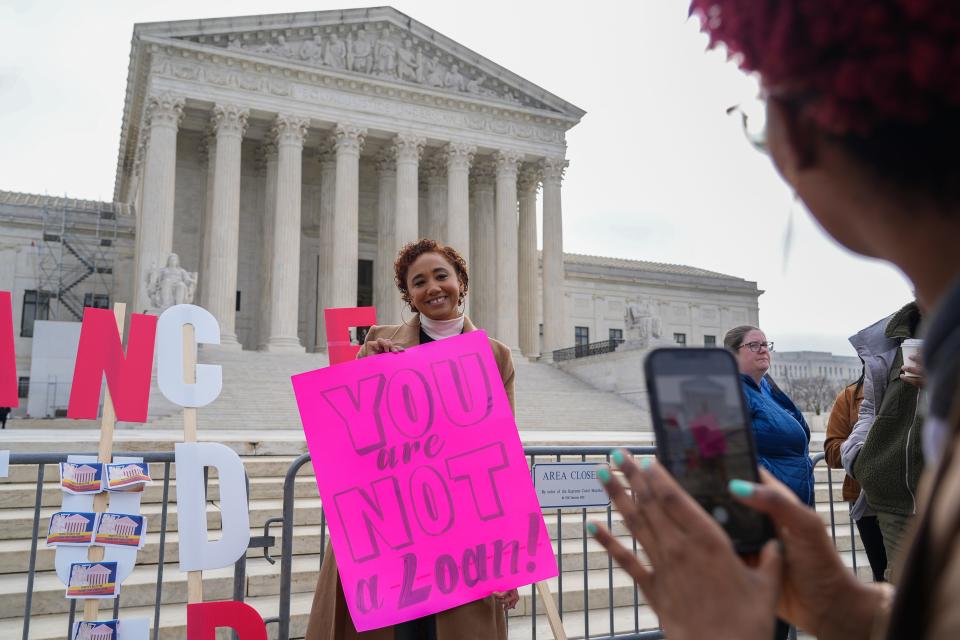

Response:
(644, 347), (774, 553)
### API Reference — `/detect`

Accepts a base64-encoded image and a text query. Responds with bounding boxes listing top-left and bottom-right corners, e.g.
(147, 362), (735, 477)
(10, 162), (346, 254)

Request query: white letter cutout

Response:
(175, 442), (250, 570)
(157, 304), (222, 407)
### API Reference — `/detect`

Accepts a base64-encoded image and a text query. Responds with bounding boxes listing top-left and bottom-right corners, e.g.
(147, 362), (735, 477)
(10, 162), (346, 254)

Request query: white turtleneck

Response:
(420, 314), (465, 341)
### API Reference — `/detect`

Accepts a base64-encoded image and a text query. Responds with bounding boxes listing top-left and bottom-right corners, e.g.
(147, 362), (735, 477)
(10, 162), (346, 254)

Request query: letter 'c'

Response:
(157, 304), (223, 407)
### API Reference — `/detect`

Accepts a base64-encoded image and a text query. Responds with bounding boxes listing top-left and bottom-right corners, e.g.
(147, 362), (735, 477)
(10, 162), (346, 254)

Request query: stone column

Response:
(494, 150), (523, 350)
(135, 93), (184, 313)
(393, 133), (425, 247)
(314, 142), (337, 351)
(469, 158), (496, 332)
(445, 142), (475, 316)
(200, 103), (248, 348)
(541, 157), (568, 356)
(518, 163), (541, 357)
(265, 115), (310, 352)
(256, 143), (278, 350)
(330, 124), (367, 313)
(375, 149), (398, 324)
(199, 132), (217, 306)
(423, 153), (447, 242)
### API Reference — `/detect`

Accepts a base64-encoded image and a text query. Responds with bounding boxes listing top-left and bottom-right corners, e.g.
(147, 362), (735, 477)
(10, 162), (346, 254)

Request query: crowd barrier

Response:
(10, 448), (856, 640)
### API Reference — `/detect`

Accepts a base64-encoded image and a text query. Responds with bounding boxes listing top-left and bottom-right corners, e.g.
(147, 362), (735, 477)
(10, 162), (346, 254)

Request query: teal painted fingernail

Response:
(610, 449), (625, 465)
(585, 522), (598, 535)
(729, 479), (755, 497)
(597, 467), (611, 484)
(640, 457), (652, 470)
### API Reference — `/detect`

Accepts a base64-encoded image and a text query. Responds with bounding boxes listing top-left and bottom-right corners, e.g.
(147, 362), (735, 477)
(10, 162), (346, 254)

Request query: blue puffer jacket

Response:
(740, 374), (814, 506)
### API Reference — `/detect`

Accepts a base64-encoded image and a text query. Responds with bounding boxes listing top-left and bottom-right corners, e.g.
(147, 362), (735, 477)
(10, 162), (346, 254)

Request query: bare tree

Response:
(780, 375), (844, 415)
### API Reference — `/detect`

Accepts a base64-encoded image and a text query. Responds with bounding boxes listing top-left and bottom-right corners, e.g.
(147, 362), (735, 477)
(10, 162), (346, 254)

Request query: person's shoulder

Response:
(365, 324), (403, 340)
(485, 336), (514, 367)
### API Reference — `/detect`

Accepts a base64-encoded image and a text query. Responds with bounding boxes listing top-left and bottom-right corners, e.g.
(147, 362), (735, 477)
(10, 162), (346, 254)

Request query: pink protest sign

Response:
(292, 330), (557, 631)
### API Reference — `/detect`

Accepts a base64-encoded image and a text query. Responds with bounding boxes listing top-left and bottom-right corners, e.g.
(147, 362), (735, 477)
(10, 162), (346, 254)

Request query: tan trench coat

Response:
(305, 315), (515, 640)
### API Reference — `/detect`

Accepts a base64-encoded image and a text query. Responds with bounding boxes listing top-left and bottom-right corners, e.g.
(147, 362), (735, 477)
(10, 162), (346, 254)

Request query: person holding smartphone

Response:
(724, 326), (814, 508)
(589, 1), (960, 637)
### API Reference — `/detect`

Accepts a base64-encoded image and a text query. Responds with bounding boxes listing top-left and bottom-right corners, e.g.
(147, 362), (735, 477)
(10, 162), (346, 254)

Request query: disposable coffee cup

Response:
(901, 338), (923, 377)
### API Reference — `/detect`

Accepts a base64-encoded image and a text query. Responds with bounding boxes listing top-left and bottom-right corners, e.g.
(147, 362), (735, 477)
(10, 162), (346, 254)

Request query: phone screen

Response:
(645, 348), (773, 552)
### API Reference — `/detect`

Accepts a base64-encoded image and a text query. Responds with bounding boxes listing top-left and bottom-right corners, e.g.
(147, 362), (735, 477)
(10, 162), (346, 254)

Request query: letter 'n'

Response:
(333, 477), (414, 563)
(321, 374), (387, 455)
(430, 352), (492, 427)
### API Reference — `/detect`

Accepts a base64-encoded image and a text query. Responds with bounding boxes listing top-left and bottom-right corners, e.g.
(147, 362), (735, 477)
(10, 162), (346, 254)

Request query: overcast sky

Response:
(0, 1), (914, 356)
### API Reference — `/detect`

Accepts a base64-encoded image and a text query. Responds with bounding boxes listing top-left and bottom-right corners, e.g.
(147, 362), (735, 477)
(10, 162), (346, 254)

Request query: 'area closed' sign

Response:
(533, 462), (611, 509)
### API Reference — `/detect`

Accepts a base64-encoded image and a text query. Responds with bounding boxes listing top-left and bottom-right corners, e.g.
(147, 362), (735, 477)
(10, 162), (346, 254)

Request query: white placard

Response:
(533, 462), (610, 509)
(156, 304), (222, 408)
(0, 450), (8, 478)
(175, 442), (250, 570)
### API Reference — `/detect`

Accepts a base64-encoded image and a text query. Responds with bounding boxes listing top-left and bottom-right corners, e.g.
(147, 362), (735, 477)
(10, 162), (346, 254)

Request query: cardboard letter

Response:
(67, 308), (157, 422)
(187, 601), (267, 640)
(156, 304), (222, 407)
(0, 291), (16, 407)
(324, 307), (376, 365)
(175, 443), (250, 570)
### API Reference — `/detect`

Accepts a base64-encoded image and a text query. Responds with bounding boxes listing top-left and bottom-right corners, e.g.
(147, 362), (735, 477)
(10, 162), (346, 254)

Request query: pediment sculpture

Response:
(623, 299), (666, 350)
(209, 24), (548, 110)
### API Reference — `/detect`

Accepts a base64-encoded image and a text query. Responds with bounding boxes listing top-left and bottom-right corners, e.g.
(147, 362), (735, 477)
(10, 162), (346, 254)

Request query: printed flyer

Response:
(59, 462), (104, 495)
(103, 462), (151, 492)
(71, 619), (119, 640)
(46, 511), (99, 546)
(93, 513), (146, 548)
(65, 561), (120, 599)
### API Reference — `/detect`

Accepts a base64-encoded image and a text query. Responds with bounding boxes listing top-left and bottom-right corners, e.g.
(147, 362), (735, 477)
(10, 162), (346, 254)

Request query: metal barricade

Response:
(9, 452), (272, 640)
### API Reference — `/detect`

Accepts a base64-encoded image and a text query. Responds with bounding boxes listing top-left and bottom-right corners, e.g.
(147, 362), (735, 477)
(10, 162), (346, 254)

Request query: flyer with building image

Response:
(59, 462), (104, 495)
(46, 511), (99, 546)
(93, 513), (146, 548)
(65, 561), (120, 599)
(103, 462), (151, 492)
(71, 619), (119, 640)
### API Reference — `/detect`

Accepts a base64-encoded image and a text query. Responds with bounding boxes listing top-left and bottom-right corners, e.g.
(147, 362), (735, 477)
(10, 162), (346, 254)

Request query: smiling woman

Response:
(305, 238), (521, 640)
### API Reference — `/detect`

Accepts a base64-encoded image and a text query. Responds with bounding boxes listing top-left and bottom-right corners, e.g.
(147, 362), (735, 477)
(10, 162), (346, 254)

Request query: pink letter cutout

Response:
(325, 306), (376, 365)
(187, 601), (267, 640)
(67, 307), (157, 422)
(0, 292), (16, 407)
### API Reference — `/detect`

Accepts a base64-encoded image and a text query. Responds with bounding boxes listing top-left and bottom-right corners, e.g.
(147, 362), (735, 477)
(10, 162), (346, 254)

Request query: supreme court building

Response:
(2, 8), (763, 413)
(119, 7), (583, 356)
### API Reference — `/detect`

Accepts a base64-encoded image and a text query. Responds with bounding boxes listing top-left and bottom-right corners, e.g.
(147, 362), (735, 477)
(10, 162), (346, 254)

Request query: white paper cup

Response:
(901, 338), (923, 377)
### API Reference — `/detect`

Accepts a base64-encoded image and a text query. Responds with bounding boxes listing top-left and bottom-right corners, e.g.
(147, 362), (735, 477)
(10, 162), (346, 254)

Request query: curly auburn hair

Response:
(690, 0), (960, 202)
(394, 239), (469, 311)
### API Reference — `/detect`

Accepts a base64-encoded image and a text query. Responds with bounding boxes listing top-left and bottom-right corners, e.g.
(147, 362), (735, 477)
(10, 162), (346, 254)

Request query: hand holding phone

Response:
(644, 347), (774, 553)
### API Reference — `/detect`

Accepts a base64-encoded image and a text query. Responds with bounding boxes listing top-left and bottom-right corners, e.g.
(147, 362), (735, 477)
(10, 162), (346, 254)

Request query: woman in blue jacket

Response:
(724, 325), (814, 506)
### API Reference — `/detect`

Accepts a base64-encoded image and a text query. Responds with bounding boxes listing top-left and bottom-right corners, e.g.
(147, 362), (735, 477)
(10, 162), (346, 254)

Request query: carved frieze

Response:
(197, 23), (553, 111)
(151, 55), (567, 147)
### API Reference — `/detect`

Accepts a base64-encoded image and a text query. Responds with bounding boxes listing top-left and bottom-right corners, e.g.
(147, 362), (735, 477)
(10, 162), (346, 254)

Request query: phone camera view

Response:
(653, 372), (767, 544)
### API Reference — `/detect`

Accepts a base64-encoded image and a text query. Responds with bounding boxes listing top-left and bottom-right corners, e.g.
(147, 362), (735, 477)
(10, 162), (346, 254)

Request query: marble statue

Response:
(624, 300), (663, 348)
(147, 253), (197, 311)
(374, 29), (397, 76)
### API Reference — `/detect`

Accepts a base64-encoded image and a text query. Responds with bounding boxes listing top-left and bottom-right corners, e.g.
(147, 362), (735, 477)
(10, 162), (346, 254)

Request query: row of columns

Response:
(134, 93), (568, 358)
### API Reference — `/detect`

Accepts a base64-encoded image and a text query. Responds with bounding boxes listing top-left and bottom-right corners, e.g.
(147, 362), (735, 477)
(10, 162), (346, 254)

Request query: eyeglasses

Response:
(737, 341), (774, 353)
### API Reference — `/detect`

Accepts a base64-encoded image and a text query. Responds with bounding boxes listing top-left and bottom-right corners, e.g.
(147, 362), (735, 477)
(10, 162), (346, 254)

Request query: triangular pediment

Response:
(133, 7), (584, 119)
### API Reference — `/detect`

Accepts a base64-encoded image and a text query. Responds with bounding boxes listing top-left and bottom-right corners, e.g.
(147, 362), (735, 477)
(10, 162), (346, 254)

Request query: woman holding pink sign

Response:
(306, 238), (519, 640)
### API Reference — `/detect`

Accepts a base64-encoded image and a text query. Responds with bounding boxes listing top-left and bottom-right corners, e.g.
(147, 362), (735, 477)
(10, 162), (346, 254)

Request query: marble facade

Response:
(119, 8), (585, 355)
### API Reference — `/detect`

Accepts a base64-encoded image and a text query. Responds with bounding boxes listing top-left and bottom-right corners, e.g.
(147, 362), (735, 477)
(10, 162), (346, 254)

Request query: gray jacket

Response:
(839, 313), (900, 519)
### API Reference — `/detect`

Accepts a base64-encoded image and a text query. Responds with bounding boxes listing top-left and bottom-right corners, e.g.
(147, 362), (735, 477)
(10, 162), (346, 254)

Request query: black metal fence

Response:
(9, 448), (858, 640)
(9, 451), (274, 640)
(552, 339), (624, 362)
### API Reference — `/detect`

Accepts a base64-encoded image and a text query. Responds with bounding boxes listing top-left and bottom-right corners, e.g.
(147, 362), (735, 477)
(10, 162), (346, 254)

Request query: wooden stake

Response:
(536, 582), (568, 640)
(181, 323), (204, 603)
(83, 303), (126, 621)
